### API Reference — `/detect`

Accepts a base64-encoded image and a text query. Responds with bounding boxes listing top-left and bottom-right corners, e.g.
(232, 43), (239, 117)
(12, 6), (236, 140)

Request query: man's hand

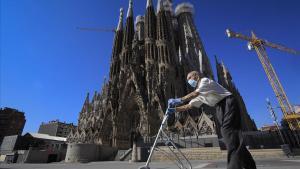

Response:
(168, 98), (182, 106)
(166, 108), (176, 116)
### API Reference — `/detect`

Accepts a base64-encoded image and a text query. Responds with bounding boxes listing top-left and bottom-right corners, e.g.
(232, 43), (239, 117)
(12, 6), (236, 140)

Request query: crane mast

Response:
(226, 29), (300, 130)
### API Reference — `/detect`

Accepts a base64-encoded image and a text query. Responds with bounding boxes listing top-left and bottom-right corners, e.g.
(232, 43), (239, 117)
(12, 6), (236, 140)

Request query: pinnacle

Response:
(157, 0), (164, 12)
(126, 0), (133, 18)
(146, 0), (152, 8)
(117, 8), (124, 31)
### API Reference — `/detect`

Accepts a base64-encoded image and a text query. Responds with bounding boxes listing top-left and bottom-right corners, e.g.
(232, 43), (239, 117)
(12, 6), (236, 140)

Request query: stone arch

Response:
(114, 79), (142, 149)
(183, 115), (198, 136)
(197, 112), (216, 136)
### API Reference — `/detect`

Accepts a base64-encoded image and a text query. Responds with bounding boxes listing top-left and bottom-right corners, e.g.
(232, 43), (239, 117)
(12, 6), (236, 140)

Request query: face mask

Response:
(188, 79), (197, 88)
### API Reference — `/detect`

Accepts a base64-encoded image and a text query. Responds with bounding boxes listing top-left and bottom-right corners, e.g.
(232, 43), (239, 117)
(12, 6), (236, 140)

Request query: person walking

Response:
(167, 70), (256, 169)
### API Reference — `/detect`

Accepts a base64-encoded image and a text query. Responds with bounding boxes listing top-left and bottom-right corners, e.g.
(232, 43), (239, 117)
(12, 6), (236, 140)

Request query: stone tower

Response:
(67, 0), (257, 149)
(175, 3), (214, 79)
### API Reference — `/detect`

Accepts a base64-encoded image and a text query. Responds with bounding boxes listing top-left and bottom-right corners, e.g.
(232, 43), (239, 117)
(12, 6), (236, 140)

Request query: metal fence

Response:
(142, 129), (300, 149)
(242, 129), (300, 149)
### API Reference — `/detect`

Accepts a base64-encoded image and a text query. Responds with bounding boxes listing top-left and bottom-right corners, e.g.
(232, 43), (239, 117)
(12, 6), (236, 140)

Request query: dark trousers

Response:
(216, 95), (257, 169)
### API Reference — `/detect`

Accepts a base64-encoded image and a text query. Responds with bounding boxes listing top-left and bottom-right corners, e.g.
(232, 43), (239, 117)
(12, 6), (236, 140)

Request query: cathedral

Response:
(67, 0), (257, 149)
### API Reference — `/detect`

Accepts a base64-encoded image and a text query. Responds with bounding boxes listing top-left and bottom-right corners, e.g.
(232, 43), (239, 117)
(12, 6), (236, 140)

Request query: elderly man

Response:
(167, 71), (256, 169)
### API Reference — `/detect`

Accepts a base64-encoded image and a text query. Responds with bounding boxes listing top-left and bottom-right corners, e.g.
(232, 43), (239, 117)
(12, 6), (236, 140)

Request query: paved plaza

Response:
(1, 158), (300, 169)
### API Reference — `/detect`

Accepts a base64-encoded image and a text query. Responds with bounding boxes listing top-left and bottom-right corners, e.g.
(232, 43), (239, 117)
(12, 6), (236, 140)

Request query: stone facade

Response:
(38, 120), (77, 138)
(67, 0), (256, 149)
(0, 107), (26, 145)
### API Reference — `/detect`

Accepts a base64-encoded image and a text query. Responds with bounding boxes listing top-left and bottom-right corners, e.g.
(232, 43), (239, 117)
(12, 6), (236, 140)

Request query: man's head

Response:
(187, 71), (202, 88)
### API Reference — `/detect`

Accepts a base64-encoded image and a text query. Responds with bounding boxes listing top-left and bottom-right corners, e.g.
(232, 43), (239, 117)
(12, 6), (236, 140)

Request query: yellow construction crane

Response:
(226, 29), (300, 130)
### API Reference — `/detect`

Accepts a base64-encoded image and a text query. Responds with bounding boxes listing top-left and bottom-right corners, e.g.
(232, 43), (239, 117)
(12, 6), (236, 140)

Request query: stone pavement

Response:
(1, 158), (300, 169)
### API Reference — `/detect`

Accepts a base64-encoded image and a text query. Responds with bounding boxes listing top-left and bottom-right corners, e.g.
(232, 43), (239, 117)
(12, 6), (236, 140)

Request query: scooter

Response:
(138, 104), (192, 169)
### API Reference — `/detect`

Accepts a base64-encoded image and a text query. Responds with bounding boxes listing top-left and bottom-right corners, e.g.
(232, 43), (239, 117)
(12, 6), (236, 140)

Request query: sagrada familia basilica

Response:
(67, 0), (257, 149)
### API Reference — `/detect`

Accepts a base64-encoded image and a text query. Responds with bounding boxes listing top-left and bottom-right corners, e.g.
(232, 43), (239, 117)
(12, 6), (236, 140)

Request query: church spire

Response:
(214, 55), (219, 65)
(157, 0), (164, 12)
(127, 0), (133, 18)
(117, 8), (124, 31)
(156, 0), (173, 64)
(122, 0), (134, 48)
(157, 0), (172, 12)
(145, 0), (156, 41)
(121, 0), (135, 67)
(82, 92), (90, 112)
(109, 8), (124, 78)
(92, 91), (97, 102)
(146, 0), (152, 8)
(84, 92), (89, 104)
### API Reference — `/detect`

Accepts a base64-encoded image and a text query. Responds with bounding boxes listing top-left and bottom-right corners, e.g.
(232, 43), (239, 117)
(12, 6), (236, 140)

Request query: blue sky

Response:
(1, 0), (299, 133)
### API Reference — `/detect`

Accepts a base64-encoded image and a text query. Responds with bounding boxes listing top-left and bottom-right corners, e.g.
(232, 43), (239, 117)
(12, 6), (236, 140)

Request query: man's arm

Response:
(175, 104), (192, 112)
(180, 91), (200, 102)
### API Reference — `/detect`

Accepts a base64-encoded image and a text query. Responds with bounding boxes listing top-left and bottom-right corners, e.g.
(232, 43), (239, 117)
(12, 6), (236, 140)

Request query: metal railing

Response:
(142, 129), (300, 149)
